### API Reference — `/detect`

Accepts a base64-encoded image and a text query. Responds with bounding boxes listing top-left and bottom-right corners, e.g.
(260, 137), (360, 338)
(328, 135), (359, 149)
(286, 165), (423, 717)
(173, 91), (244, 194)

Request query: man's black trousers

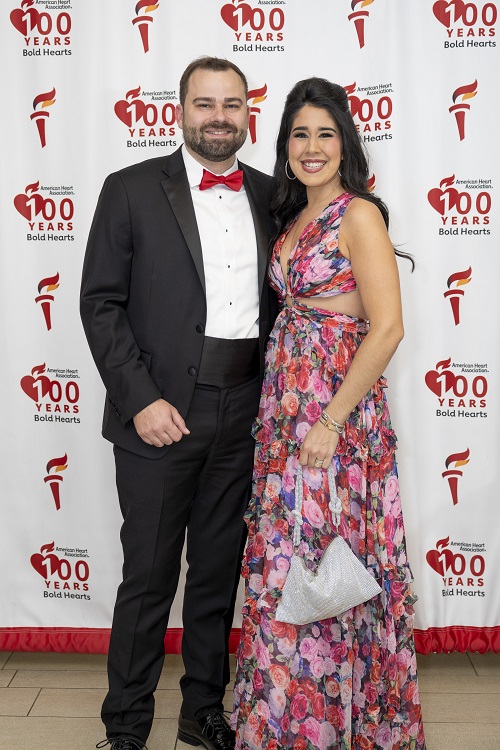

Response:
(102, 376), (260, 742)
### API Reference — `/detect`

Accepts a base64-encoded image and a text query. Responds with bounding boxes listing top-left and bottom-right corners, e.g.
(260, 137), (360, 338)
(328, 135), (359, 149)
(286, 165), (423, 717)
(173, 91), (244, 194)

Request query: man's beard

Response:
(183, 121), (247, 162)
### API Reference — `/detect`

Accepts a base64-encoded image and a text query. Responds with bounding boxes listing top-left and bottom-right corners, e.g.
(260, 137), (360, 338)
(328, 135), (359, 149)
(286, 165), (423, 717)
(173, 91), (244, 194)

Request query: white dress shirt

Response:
(182, 145), (260, 339)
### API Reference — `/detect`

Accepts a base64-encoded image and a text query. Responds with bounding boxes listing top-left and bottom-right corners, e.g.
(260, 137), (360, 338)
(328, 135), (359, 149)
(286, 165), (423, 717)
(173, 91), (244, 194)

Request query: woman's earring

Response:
(285, 160), (297, 180)
(338, 159), (343, 179)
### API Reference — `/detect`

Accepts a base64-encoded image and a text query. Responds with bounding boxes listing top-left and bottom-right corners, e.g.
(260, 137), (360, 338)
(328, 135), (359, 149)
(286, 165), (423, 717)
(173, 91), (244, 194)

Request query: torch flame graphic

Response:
(25, 180), (40, 196)
(249, 88), (268, 107)
(22, 0), (36, 7)
(445, 449), (470, 469)
(349, 0), (374, 48)
(133, 1), (159, 53)
(44, 453), (68, 511)
(439, 174), (455, 190)
(33, 89), (56, 111)
(444, 267), (471, 325)
(447, 267), (472, 289)
(247, 85), (268, 145)
(31, 88), (56, 148)
(436, 536), (450, 550)
(344, 82), (357, 95)
(38, 273), (60, 295)
(367, 174), (376, 192)
(442, 448), (469, 505)
(136, 0), (159, 13)
(46, 454), (68, 475)
(436, 357), (452, 372)
(449, 81), (477, 141)
(35, 272), (59, 331)
(452, 81), (478, 104)
(31, 363), (46, 377)
(126, 85), (142, 101)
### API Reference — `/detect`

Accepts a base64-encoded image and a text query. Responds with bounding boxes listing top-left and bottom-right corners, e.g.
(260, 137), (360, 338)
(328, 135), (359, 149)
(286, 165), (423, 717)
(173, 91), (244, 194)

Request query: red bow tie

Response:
(199, 168), (244, 191)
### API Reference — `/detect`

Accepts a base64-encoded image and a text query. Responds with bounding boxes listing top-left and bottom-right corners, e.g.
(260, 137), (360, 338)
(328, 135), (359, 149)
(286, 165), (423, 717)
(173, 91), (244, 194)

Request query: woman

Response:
(231, 78), (426, 750)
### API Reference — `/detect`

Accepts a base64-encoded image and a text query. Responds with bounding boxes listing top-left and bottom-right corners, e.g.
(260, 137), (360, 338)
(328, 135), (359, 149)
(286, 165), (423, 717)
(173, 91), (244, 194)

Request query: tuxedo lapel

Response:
(160, 150), (205, 293)
(241, 166), (270, 300)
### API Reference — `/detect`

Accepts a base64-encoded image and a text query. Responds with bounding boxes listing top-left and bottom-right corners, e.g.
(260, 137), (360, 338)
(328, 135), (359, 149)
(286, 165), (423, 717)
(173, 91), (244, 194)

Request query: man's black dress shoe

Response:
(96, 738), (147, 750)
(177, 708), (235, 750)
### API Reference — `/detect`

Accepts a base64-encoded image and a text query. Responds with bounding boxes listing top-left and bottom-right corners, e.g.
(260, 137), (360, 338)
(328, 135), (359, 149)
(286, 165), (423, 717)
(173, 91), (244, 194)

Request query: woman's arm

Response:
(299, 197), (404, 467)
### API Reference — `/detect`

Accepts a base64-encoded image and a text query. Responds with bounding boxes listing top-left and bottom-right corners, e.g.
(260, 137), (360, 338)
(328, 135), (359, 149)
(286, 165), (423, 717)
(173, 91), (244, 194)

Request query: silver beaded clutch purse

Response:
(276, 463), (382, 625)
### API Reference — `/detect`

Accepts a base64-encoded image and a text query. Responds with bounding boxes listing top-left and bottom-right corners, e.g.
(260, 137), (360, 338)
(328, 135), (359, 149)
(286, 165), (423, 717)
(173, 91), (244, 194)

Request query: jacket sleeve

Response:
(80, 172), (161, 424)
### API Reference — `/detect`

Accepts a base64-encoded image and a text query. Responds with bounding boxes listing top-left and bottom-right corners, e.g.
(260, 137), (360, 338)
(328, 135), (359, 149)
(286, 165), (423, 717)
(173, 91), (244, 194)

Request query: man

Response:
(81, 57), (277, 750)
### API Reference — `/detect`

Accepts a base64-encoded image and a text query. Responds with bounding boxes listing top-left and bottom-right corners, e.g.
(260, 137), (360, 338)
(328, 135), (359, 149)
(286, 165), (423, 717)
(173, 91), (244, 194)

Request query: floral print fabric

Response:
(231, 195), (425, 750)
(268, 191), (357, 300)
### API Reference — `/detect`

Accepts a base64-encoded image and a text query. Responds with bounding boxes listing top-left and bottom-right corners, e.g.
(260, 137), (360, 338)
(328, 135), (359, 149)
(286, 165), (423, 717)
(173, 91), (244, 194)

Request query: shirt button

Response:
(196, 323), (204, 333)
(188, 367), (197, 377)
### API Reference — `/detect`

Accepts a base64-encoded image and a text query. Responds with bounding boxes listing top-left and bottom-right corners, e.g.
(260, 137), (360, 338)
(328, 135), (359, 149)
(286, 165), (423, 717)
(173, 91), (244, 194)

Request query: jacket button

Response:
(188, 367), (197, 377)
(196, 323), (204, 333)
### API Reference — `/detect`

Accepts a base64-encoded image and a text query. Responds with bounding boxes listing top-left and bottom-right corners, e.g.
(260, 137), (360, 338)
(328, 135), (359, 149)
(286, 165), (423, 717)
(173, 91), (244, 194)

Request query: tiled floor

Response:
(0, 650), (499, 749)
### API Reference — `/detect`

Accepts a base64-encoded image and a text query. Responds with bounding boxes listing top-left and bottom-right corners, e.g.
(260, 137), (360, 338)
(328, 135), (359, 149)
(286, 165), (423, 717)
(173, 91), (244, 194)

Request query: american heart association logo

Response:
(10, 4), (39, 36)
(425, 536), (454, 576)
(114, 99), (133, 128)
(14, 181), (44, 221)
(427, 175), (458, 216)
(114, 87), (143, 128)
(424, 358), (455, 398)
(30, 542), (59, 578)
(220, 1), (252, 31)
(432, 0), (465, 27)
(20, 363), (51, 402)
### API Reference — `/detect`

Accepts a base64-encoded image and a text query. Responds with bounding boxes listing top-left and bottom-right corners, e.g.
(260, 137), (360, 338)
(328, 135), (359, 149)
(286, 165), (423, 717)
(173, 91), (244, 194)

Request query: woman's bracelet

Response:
(318, 410), (345, 434)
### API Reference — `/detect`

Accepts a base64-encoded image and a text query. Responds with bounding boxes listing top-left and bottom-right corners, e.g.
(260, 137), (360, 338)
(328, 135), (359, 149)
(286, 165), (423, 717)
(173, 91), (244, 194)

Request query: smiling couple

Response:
(81, 55), (425, 750)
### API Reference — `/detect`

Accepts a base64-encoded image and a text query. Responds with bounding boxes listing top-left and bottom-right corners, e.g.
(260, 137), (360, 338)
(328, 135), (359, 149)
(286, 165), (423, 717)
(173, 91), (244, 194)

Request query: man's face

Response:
(176, 68), (248, 165)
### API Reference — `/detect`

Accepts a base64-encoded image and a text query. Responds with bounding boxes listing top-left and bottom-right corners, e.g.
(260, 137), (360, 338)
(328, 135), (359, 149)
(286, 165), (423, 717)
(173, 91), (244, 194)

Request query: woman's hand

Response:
(299, 421), (339, 468)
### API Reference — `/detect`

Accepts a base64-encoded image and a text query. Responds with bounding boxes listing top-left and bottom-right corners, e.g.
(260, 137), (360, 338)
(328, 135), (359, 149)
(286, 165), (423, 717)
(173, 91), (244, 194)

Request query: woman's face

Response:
(287, 105), (343, 192)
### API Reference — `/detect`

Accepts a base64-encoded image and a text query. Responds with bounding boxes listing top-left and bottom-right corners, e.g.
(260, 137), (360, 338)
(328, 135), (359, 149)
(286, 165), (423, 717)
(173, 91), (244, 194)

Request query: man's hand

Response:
(133, 399), (190, 447)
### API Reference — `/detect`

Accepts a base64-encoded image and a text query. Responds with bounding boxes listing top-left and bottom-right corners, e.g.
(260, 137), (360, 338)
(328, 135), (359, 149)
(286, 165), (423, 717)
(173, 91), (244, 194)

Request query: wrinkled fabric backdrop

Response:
(1, 0), (498, 654)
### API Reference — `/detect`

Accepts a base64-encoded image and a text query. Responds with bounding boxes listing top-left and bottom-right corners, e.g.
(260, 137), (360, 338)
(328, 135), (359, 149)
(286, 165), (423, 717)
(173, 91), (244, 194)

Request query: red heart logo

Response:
(14, 192), (44, 221)
(14, 194), (32, 221)
(426, 549), (444, 576)
(424, 370), (443, 398)
(432, 0), (465, 27)
(220, 3), (239, 31)
(425, 368), (455, 398)
(427, 188), (446, 215)
(114, 100), (132, 128)
(20, 376), (38, 402)
(10, 8), (28, 35)
(239, 3), (253, 25)
(30, 553), (59, 578)
(428, 186), (459, 214)
(20, 374), (51, 402)
(30, 553), (46, 577)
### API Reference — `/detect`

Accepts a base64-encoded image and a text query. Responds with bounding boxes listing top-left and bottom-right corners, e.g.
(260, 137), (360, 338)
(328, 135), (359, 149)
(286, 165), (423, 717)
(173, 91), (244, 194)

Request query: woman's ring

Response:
(314, 458), (323, 468)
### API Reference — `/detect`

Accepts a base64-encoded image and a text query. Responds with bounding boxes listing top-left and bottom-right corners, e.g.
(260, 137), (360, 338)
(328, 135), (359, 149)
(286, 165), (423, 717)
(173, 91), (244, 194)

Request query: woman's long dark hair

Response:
(270, 77), (414, 268)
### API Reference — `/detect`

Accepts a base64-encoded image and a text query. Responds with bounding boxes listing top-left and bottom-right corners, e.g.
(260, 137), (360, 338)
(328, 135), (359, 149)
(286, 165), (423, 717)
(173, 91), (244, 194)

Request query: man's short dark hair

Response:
(179, 56), (248, 106)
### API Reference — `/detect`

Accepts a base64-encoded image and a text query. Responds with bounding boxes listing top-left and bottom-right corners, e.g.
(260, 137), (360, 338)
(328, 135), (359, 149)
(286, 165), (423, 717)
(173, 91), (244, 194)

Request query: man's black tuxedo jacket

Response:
(80, 147), (277, 459)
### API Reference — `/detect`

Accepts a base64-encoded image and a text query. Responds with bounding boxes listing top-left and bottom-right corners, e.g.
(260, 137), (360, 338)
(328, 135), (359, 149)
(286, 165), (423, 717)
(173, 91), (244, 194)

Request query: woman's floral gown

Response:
(231, 193), (426, 750)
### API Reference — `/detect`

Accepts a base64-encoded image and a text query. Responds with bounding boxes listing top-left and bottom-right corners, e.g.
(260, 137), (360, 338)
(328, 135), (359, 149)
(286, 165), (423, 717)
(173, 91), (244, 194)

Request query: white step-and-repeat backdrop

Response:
(1, 0), (498, 654)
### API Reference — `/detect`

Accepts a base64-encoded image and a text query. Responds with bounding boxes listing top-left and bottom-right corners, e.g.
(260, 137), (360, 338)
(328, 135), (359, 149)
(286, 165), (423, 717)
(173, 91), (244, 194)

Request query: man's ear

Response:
(175, 103), (183, 128)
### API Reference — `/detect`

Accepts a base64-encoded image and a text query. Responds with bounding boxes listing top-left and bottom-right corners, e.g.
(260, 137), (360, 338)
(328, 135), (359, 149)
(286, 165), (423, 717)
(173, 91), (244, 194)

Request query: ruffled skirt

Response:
(231, 304), (425, 750)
